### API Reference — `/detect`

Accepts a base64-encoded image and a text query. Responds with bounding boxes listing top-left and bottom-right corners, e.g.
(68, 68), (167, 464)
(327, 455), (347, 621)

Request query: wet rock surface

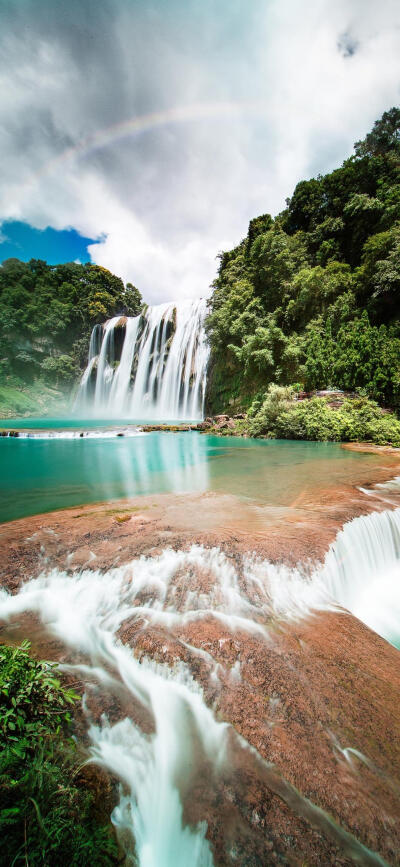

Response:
(1, 467), (400, 866)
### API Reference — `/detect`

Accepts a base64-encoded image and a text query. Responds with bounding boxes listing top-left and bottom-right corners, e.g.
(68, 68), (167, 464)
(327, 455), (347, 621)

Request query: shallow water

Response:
(0, 418), (386, 523)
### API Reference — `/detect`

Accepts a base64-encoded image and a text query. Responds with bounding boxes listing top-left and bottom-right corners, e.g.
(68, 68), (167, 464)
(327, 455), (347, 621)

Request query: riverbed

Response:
(1, 422), (400, 866)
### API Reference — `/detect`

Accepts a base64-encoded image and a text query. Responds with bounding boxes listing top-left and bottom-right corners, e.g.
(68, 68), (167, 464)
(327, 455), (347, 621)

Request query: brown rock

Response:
(1, 459), (400, 865)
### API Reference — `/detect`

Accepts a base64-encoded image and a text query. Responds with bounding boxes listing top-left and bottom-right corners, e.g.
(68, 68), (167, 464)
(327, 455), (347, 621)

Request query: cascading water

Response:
(75, 299), (209, 420)
(321, 506), (400, 646)
(0, 505), (398, 865)
(0, 563), (224, 867)
(245, 505), (400, 648)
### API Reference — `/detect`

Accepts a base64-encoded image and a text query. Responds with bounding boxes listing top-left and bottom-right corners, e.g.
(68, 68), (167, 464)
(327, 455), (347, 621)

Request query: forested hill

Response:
(1, 108), (399, 435)
(0, 260), (142, 415)
(205, 108), (400, 419)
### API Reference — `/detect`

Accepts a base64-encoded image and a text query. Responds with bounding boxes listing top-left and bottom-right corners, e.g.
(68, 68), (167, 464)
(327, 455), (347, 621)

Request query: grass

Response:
(0, 381), (69, 418)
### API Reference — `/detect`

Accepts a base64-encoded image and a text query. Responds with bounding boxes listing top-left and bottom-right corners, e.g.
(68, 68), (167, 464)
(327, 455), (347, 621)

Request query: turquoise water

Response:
(0, 417), (191, 429)
(0, 420), (381, 523)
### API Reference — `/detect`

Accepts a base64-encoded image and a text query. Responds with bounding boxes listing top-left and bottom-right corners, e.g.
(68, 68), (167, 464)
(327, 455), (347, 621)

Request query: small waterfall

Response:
(320, 507), (400, 647)
(94, 316), (120, 407)
(0, 563), (226, 866)
(246, 505), (400, 648)
(75, 299), (209, 420)
(1, 507), (399, 864)
(77, 323), (103, 405)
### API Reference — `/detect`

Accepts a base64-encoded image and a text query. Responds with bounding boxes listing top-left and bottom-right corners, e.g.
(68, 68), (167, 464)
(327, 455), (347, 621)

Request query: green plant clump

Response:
(247, 385), (400, 446)
(0, 641), (118, 866)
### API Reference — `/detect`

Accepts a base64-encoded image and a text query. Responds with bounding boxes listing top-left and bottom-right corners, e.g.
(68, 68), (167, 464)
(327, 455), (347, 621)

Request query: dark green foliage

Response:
(0, 259), (143, 390)
(206, 107), (400, 423)
(246, 213), (273, 250)
(354, 107), (400, 159)
(0, 641), (118, 866)
(302, 309), (400, 406)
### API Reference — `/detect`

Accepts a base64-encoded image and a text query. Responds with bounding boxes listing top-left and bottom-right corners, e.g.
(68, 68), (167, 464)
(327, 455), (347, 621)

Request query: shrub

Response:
(248, 384), (293, 436)
(0, 641), (118, 866)
(275, 398), (344, 441)
(248, 386), (400, 446)
(40, 354), (80, 385)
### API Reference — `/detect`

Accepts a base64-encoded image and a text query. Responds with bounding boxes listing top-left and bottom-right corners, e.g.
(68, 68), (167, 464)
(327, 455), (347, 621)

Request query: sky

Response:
(0, 0), (399, 305)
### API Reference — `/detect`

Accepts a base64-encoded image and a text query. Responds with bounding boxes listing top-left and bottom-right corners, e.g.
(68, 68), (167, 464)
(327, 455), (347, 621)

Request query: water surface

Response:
(0, 418), (386, 523)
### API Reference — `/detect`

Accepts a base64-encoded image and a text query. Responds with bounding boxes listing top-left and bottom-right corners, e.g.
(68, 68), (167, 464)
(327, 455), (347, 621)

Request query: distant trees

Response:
(0, 259), (143, 386)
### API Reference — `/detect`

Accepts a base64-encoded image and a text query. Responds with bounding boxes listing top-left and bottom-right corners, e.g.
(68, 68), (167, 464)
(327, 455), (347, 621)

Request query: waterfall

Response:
(77, 323), (103, 405)
(0, 561), (226, 867)
(75, 299), (209, 420)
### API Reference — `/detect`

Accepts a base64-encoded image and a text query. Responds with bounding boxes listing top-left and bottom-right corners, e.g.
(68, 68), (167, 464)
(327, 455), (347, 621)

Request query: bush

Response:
(248, 385), (294, 436)
(275, 398), (344, 441)
(0, 641), (118, 866)
(40, 354), (80, 386)
(248, 386), (400, 446)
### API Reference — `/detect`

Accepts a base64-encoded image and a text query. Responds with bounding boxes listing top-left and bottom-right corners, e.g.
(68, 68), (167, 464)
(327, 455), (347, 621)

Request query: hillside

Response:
(0, 260), (142, 416)
(205, 108), (400, 439)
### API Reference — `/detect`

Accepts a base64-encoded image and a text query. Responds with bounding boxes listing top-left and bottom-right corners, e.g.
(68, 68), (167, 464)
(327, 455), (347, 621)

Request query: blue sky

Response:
(0, 221), (98, 265)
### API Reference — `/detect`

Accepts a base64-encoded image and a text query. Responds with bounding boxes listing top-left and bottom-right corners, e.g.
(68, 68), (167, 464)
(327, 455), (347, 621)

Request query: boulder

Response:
(216, 418), (236, 430)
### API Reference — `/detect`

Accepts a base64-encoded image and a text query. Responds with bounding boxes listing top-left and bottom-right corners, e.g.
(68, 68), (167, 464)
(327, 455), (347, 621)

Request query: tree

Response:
(0, 258), (143, 386)
(354, 107), (400, 158)
(205, 107), (400, 415)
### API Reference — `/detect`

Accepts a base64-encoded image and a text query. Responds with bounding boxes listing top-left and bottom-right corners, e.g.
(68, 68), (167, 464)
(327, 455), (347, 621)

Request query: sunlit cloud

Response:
(0, 0), (399, 302)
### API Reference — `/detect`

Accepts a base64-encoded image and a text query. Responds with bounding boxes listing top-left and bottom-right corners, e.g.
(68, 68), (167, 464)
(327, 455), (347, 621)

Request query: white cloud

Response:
(0, 0), (399, 303)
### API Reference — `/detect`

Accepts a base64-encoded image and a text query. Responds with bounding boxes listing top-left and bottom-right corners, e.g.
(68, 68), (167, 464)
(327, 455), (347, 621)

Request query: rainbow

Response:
(36, 100), (265, 180)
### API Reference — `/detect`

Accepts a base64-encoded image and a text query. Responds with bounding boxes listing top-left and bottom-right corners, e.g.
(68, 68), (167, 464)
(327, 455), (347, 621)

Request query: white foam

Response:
(3, 428), (146, 439)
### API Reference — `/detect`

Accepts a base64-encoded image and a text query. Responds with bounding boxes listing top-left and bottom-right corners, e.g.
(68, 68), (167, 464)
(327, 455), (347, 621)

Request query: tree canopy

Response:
(206, 107), (400, 414)
(0, 259), (142, 386)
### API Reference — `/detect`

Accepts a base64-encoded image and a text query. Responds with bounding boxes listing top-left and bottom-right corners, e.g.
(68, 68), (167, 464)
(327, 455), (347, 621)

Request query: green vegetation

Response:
(243, 385), (400, 446)
(206, 108), (400, 440)
(0, 259), (142, 415)
(0, 641), (118, 866)
(0, 380), (68, 419)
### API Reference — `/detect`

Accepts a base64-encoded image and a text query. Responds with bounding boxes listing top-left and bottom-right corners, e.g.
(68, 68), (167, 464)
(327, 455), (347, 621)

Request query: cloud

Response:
(0, 0), (399, 303)
(337, 32), (359, 58)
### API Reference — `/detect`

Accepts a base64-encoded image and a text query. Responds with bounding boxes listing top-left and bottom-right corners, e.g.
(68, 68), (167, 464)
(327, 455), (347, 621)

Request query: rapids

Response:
(1, 504), (399, 864)
(76, 299), (209, 420)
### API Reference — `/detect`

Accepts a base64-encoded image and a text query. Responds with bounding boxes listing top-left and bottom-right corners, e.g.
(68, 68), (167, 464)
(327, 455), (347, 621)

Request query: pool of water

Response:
(0, 419), (385, 523)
